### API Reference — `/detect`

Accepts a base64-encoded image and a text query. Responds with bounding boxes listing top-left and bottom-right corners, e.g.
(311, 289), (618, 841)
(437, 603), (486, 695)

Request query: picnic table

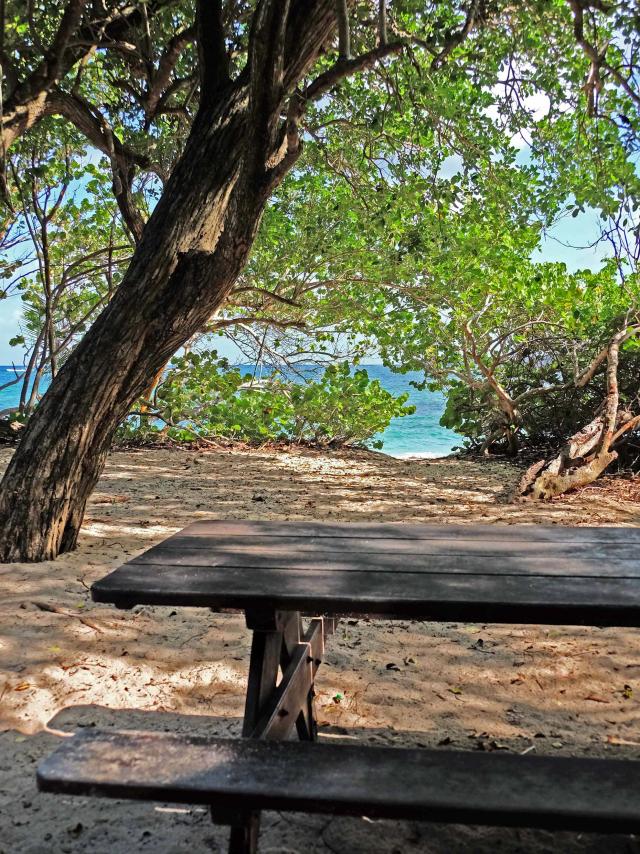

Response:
(38, 521), (640, 853)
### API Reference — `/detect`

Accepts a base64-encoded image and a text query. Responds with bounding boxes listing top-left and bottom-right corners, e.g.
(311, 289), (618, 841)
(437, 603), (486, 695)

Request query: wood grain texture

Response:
(92, 563), (640, 625)
(91, 521), (640, 625)
(155, 520), (640, 542)
(37, 728), (640, 834)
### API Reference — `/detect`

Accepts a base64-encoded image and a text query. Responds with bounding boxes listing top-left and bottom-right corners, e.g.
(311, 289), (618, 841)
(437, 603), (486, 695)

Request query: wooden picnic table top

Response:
(91, 520), (640, 627)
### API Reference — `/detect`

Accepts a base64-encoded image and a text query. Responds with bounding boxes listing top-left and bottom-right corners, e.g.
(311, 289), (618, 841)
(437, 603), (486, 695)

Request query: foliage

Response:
(378, 252), (640, 452)
(2, 0), (639, 464)
(117, 351), (414, 448)
(1, 120), (130, 412)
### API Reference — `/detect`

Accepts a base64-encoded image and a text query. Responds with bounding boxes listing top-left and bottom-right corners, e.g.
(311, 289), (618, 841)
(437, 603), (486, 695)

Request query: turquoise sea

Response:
(0, 364), (460, 458)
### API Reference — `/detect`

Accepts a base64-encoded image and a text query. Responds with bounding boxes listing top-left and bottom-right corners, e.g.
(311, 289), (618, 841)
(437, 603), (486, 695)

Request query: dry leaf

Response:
(606, 735), (640, 747)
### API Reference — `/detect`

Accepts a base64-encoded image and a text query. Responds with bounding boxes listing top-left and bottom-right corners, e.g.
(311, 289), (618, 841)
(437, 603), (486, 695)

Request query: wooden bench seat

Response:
(38, 728), (640, 837)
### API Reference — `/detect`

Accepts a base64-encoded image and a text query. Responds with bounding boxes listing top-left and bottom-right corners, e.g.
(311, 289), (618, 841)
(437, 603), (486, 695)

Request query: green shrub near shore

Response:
(117, 352), (415, 449)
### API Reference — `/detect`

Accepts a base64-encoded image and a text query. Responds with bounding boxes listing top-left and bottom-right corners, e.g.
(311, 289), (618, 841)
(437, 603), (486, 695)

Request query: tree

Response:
(3, 123), (130, 414)
(0, 0), (494, 560)
(1, 0), (639, 558)
(519, 317), (640, 499)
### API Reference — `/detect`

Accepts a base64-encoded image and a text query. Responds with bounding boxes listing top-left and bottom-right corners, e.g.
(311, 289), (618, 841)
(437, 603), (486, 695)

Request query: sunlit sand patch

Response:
(82, 522), (179, 539)
(1, 444), (639, 744)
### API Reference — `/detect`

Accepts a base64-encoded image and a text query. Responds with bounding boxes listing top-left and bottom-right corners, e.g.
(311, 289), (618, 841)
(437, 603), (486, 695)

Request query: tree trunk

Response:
(0, 0), (336, 561)
(518, 413), (618, 500)
(0, 114), (265, 559)
(518, 327), (632, 500)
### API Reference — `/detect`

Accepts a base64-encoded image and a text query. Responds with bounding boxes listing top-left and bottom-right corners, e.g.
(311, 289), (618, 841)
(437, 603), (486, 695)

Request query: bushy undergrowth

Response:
(440, 349), (640, 463)
(117, 352), (414, 449)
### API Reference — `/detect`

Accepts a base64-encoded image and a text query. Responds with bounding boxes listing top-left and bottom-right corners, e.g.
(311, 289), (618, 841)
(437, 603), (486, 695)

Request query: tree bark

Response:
(518, 326), (635, 500)
(0, 0), (337, 561)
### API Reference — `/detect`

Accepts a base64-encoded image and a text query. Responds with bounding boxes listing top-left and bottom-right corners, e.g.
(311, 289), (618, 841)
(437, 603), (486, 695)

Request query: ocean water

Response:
(0, 364), (460, 458)
(364, 366), (460, 457)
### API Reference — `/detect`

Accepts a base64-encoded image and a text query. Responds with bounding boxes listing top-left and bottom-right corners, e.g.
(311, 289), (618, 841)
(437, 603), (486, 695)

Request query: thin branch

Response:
(611, 413), (640, 446)
(230, 285), (303, 307)
(211, 315), (307, 330)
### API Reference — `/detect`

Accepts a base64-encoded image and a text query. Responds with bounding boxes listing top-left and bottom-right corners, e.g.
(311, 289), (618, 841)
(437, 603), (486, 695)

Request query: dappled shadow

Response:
(2, 445), (640, 852)
(2, 704), (638, 853)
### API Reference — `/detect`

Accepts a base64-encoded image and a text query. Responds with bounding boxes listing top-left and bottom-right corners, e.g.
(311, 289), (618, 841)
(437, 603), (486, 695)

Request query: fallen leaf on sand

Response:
(606, 735), (640, 747)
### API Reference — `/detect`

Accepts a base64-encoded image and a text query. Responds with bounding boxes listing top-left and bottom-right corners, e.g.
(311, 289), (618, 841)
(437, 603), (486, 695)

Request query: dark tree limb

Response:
(1, 0), (86, 149)
(197, 0), (230, 108)
(1, 0), (180, 151)
(336, 0), (350, 59)
(431, 0), (480, 69)
(248, 0), (293, 164)
(46, 91), (148, 242)
(567, 0), (640, 114)
(302, 40), (407, 108)
(145, 23), (196, 123)
(378, 0), (387, 46)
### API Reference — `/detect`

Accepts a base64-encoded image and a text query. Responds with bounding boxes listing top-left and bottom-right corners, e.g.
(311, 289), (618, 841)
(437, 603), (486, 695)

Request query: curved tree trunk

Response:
(519, 326), (636, 500)
(518, 413), (618, 500)
(0, 0), (337, 561)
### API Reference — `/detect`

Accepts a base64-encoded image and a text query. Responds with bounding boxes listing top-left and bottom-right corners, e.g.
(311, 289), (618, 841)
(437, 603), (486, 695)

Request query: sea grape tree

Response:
(0, 0), (639, 559)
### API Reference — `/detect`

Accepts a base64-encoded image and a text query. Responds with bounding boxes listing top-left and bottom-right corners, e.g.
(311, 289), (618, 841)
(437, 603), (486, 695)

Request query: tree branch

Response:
(210, 315), (307, 329)
(247, 0), (292, 157)
(567, 0), (605, 115)
(336, 0), (350, 59)
(302, 40), (406, 107)
(197, 0), (230, 108)
(145, 24), (196, 123)
(431, 0), (480, 70)
(378, 0), (387, 46)
(1, 0), (181, 152)
(46, 91), (147, 242)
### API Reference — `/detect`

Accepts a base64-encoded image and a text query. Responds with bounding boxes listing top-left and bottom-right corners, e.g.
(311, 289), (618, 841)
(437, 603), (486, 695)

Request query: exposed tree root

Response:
(520, 323), (639, 500)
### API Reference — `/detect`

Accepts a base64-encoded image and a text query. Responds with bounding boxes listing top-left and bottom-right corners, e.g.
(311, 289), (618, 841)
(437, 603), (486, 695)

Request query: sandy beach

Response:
(1, 445), (639, 853)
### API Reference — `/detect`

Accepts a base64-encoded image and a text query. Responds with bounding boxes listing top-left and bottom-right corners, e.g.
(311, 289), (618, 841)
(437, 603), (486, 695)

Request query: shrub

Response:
(118, 352), (414, 449)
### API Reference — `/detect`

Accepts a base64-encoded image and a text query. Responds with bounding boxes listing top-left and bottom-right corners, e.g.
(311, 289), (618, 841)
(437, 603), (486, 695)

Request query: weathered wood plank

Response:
(135, 536), (640, 559)
(252, 619), (323, 740)
(241, 632), (281, 737)
(92, 562), (640, 625)
(163, 520), (640, 543)
(129, 545), (640, 576)
(37, 729), (640, 834)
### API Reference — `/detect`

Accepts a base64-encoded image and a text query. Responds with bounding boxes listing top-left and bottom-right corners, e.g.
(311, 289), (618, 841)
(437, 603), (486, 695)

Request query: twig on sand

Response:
(29, 601), (105, 632)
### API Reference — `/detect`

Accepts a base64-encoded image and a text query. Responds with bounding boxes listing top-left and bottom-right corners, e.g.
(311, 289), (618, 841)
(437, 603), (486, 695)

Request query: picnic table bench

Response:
(38, 521), (640, 853)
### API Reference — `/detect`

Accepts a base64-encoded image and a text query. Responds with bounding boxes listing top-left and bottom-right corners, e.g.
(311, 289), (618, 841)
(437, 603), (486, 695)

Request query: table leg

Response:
(216, 610), (332, 853)
(242, 630), (282, 735)
(224, 629), (281, 853)
(228, 814), (260, 854)
(280, 614), (317, 742)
